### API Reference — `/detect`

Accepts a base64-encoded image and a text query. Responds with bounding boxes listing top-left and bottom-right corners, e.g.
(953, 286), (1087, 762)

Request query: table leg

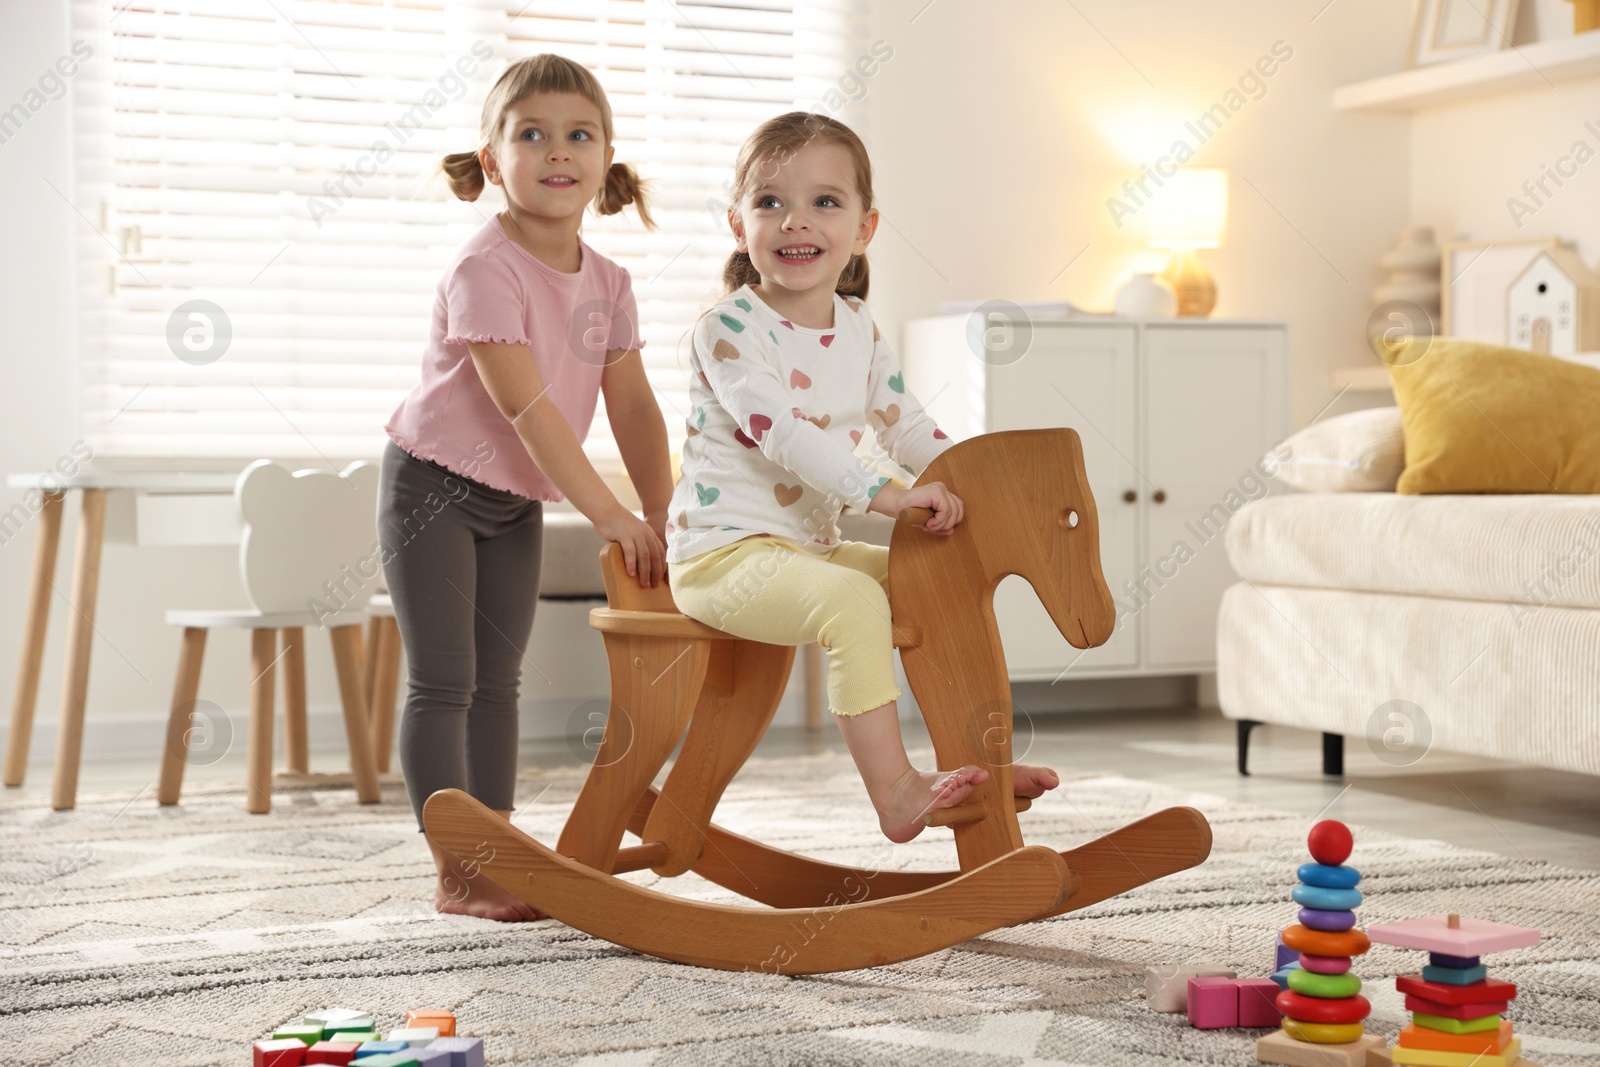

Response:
(329, 624), (380, 803)
(281, 627), (308, 773)
(247, 628), (277, 814)
(5, 491), (64, 787)
(50, 489), (107, 811)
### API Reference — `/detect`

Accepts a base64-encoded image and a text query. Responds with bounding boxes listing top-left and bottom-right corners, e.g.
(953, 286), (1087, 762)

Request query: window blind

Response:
(71, 0), (869, 478)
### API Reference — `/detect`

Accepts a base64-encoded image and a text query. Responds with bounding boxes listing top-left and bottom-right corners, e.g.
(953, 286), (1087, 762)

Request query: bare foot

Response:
(1012, 764), (1060, 799)
(425, 811), (543, 922)
(874, 765), (989, 843)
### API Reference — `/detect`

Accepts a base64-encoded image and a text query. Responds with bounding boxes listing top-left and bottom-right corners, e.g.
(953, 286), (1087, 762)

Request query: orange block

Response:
(1398, 1021), (1513, 1055)
(404, 1010), (456, 1037)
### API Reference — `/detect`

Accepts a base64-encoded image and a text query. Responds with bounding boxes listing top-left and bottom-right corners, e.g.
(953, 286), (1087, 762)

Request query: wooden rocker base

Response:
(625, 786), (1211, 915)
(424, 788), (1075, 974)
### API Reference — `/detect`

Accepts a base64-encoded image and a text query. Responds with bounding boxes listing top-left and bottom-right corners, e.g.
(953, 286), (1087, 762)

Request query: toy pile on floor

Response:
(251, 1008), (484, 1067)
(1144, 818), (1545, 1067)
(1367, 913), (1542, 1067)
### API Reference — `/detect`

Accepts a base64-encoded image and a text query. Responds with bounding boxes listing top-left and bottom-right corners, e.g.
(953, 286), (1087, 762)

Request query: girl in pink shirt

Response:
(380, 55), (671, 922)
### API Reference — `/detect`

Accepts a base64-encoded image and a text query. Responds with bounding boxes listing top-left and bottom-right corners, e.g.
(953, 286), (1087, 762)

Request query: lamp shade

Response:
(1148, 168), (1228, 249)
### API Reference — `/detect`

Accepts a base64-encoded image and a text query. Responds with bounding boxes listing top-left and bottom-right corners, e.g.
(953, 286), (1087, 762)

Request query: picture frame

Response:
(1407, 0), (1521, 67)
(1440, 237), (1563, 343)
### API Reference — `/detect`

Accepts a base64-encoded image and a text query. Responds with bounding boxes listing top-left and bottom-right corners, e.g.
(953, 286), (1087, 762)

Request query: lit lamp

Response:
(1148, 168), (1228, 317)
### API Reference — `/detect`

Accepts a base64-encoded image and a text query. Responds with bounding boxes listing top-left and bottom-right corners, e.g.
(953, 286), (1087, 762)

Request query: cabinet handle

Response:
(1153, 489), (1167, 504)
(1122, 490), (1136, 503)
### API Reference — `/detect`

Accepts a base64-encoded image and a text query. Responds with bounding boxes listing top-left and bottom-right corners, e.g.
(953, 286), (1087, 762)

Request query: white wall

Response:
(860, 0), (1416, 427)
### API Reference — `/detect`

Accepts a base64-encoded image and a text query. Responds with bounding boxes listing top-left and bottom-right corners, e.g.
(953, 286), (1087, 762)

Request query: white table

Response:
(3, 471), (243, 809)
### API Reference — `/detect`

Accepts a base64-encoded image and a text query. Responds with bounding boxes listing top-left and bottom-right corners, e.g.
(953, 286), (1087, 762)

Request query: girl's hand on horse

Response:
(869, 480), (964, 536)
(597, 505), (666, 587)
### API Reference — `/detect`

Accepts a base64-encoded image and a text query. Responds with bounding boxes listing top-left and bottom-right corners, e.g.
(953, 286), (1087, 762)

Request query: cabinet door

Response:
(987, 324), (1140, 676)
(1142, 326), (1287, 669)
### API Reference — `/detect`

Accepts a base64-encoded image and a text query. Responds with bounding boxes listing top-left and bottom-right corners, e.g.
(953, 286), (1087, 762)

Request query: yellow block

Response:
(1392, 1037), (1521, 1067)
(1283, 1018), (1365, 1044)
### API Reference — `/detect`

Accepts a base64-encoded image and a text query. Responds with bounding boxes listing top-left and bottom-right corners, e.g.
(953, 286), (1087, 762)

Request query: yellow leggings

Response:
(667, 534), (902, 718)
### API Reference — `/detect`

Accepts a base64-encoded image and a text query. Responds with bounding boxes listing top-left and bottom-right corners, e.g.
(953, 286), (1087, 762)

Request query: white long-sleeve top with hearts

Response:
(664, 283), (954, 565)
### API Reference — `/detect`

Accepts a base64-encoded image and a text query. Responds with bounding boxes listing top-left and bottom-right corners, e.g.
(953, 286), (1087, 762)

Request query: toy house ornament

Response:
(1506, 246), (1600, 356)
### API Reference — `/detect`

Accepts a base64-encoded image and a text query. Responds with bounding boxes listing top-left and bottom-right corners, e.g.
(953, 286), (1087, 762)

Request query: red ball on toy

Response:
(1307, 820), (1352, 866)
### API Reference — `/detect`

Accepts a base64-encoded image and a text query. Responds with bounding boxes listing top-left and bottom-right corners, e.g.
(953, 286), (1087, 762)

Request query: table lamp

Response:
(1148, 168), (1228, 317)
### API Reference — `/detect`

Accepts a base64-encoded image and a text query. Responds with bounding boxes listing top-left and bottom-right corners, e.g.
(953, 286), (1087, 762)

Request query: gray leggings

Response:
(378, 440), (542, 829)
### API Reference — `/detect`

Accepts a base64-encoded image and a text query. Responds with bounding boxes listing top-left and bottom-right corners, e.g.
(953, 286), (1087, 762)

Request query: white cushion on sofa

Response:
(1225, 492), (1600, 609)
(1275, 406), (1405, 493)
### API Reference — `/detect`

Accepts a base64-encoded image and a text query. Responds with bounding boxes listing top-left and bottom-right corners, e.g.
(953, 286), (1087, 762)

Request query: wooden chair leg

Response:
(246, 628), (277, 814)
(362, 617), (380, 723)
(328, 624), (381, 803)
(4, 490), (64, 787)
(368, 617), (400, 774)
(281, 627), (309, 774)
(554, 633), (710, 872)
(644, 640), (795, 876)
(51, 488), (107, 811)
(157, 627), (209, 805)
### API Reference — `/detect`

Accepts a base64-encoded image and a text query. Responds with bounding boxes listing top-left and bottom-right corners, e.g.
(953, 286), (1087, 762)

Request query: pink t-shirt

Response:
(385, 215), (644, 500)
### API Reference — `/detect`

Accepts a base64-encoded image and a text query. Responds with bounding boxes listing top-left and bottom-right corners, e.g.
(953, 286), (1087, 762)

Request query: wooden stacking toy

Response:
(1367, 913), (1542, 1067)
(1258, 820), (1386, 1066)
(422, 430), (1215, 973)
(252, 1008), (483, 1067)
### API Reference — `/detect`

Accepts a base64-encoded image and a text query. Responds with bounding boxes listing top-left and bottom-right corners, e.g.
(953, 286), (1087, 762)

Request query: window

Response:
(71, 0), (868, 481)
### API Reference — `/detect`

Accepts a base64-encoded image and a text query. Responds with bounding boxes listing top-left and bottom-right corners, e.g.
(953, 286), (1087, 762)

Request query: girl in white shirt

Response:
(666, 112), (1059, 842)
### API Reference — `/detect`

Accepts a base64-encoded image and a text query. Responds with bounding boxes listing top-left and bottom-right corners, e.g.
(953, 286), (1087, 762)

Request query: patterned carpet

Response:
(3, 753), (1598, 1066)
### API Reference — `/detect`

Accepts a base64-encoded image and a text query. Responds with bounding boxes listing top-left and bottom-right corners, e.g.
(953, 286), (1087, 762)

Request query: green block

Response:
(1413, 1011), (1502, 1034)
(337, 1030), (380, 1045)
(272, 1023), (325, 1046)
(1286, 967), (1362, 999)
(358, 1054), (420, 1067)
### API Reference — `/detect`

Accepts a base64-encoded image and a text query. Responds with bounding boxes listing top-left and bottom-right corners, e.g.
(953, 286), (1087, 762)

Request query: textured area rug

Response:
(2, 754), (1598, 1066)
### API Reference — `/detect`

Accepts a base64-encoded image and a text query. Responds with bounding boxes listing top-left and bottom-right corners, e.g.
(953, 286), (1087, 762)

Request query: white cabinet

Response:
(901, 315), (1289, 682)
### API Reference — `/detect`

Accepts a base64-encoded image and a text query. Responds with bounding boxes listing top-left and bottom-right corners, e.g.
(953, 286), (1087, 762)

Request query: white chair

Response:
(157, 460), (382, 813)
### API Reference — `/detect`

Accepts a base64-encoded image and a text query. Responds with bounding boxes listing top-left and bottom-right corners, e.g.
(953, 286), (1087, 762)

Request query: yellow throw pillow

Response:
(1385, 338), (1600, 494)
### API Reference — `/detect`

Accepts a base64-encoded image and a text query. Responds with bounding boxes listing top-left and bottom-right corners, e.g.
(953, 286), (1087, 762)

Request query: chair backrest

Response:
(236, 459), (381, 619)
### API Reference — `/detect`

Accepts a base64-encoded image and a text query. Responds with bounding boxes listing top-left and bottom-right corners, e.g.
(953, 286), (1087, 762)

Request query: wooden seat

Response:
(425, 428), (1213, 973)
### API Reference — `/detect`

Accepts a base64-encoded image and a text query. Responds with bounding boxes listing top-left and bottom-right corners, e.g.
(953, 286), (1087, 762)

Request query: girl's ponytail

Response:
(439, 149), (487, 202)
(721, 248), (762, 296)
(596, 161), (656, 231)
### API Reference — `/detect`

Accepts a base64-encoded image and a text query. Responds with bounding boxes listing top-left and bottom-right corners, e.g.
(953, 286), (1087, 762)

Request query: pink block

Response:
(1237, 978), (1283, 1027)
(253, 1040), (308, 1067)
(1187, 975), (1239, 1028)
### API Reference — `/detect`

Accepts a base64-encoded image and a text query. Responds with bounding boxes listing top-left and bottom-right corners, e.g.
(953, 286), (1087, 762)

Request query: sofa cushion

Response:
(1276, 407), (1406, 493)
(1225, 492), (1600, 609)
(1387, 338), (1600, 494)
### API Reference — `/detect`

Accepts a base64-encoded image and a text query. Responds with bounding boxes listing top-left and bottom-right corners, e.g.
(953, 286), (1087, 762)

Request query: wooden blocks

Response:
(253, 1039), (308, 1067)
(387, 1028), (440, 1046)
(404, 1011), (456, 1037)
(429, 1037), (485, 1067)
(1145, 962), (1235, 1012)
(1240, 978), (1285, 1028)
(1188, 976), (1240, 1028)
(305, 1041), (361, 1065)
(1257, 1028), (1386, 1066)
(1366, 914), (1540, 956)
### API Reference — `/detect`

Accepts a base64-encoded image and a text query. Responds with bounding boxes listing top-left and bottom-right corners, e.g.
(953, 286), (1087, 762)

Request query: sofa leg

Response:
(1237, 719), (1261, 777)
(1322, 732), (1344, 777)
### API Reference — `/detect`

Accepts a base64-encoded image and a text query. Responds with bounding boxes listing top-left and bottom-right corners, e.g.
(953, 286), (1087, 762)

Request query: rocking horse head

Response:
(888, 428), (1115, 655)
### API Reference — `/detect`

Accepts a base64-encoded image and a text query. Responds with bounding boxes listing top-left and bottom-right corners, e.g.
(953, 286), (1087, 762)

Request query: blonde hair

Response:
(438, 54), (654, 230)
(721, 111), (873, 299)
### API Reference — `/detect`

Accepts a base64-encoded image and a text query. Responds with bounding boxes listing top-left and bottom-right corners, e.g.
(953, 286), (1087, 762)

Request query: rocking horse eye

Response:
(1059, 507), (1079, 529)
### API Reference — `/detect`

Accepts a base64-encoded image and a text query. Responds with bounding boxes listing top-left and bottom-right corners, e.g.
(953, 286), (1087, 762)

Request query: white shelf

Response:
(1333, 32), (1600, 112)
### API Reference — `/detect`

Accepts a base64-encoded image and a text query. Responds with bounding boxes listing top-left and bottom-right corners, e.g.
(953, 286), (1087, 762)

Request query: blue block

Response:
(1430, 951), (1481, 970)
(1296, 862), (1361, 889)
(1423, 963), (1489, 985)
(429, 1037), (484, 1067)
(356, 1041), (410, 1059)
(1291, 883), (1363, 911)
(1270, 961), (1302, 990)
(1275, 933), (1298, 972)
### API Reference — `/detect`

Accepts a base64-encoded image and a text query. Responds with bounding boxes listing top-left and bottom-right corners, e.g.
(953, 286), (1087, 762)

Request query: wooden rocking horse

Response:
(424, 428), (1212, 973)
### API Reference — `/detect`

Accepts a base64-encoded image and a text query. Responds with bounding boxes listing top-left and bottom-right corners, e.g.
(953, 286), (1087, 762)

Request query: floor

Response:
(17, 703), (1599, 872)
